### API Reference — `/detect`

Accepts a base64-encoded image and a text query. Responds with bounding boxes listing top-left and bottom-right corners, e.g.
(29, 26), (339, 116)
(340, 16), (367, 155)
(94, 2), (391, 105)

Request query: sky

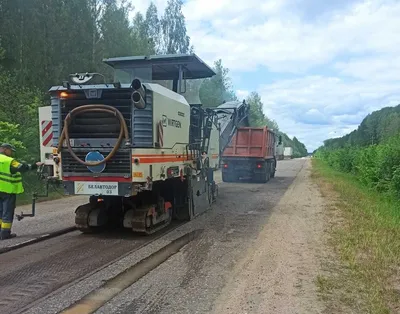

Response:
(129, 0), (400, 152)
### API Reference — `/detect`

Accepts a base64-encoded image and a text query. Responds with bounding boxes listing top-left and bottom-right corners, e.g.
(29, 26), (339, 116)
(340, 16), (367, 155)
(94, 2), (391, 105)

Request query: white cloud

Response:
(184, 0), (400, 73)
(334, 55), (400, 81)
(129, 0), (400, 151)
(236, 89), (250, 100)
(259, 75), (400, 150)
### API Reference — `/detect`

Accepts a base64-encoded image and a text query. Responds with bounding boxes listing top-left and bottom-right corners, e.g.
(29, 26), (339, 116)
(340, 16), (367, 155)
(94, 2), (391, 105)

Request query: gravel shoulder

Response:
(212, 159), (325, 314)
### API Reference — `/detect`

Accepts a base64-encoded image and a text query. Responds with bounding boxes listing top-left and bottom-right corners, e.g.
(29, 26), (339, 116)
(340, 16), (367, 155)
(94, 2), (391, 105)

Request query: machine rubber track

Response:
(130, 206), (172, 235)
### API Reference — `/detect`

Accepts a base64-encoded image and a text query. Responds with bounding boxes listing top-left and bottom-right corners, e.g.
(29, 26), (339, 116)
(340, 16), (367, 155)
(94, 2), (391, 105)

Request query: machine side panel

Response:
(130, 84), (191, 184)
(148, 84), (190, 150)
(131, 148), (189, 183)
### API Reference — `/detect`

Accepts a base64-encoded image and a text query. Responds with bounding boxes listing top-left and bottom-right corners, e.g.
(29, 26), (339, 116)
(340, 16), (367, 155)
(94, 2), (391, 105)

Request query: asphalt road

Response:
(1, 158), (323, 314)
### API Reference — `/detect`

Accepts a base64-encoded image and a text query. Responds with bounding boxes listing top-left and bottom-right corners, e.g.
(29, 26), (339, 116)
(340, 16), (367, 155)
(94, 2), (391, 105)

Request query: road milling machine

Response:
(37, 54), (249, 234)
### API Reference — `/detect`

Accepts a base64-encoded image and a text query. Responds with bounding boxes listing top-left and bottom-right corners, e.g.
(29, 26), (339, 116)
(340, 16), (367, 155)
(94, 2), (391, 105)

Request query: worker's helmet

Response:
(0, 143), (16, 152)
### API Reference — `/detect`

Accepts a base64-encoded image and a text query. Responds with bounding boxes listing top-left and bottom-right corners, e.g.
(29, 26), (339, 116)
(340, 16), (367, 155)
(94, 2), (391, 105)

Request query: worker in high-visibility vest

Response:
(0, 143), (43, 240)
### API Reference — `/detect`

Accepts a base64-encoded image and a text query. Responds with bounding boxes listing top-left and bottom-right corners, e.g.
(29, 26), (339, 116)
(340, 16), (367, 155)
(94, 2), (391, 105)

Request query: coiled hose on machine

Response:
(57, 104), (130, 166)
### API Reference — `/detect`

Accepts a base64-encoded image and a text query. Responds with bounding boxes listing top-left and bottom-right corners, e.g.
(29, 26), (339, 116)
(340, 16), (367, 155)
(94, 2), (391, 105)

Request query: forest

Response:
(315, 104), (400, 197)
(0, 0), (307, 200)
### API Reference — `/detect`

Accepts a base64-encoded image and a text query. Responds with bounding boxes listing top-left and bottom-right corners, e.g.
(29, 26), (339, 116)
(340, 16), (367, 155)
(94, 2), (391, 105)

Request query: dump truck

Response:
(34, 53), (250, 234)
(221, 126), (277, 183)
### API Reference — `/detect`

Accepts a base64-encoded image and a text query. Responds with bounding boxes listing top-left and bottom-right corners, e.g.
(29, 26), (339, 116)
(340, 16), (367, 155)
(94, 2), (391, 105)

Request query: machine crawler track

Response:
(75, 203), (98, 233)
(76, 201), (174, 235)
(129, 206), (172, 235)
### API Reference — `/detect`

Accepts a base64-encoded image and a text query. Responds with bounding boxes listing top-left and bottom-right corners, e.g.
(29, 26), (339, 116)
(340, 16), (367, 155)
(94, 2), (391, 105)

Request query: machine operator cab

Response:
(104, 54), (214, 100)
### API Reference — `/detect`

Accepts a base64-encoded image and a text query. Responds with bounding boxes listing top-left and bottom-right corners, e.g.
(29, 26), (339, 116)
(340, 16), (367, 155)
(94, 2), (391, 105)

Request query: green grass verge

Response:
(312, 159), (400, 314)
(16, 191), (69, 206)
(16, 175), (68, 206)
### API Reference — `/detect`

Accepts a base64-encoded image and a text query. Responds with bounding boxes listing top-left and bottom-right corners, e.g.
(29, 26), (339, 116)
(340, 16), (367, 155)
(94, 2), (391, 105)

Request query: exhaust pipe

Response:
(131, 78), (146, 109)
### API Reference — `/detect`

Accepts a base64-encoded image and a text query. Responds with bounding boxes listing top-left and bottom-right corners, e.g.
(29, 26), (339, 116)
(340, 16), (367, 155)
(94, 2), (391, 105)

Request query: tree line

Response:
(321, 104), (400, 150)
(315, 104), (400, 197)
(0, 0), (307, 199)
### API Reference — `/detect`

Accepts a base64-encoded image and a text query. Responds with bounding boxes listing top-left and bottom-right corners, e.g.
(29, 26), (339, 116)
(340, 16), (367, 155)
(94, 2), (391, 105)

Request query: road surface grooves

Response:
(62, 230), (202, 314)
(0, 222), (184, 314)
(0, 226), (76, 255)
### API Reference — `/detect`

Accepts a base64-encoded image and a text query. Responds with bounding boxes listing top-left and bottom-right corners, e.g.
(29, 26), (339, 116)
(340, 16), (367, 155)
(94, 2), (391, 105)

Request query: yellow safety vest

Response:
(0, 154), (24, 194)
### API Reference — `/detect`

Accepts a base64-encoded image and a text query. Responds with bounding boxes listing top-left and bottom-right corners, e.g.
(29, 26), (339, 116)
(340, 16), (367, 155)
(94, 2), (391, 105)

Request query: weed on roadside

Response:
(312, 159), (400, 314)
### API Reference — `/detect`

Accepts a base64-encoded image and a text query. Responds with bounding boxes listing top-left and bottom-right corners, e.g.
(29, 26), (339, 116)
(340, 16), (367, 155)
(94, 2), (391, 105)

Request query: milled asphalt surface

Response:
(17, 159), (305, 314)
(0, 171), (223, 314)
(0, 172), (223, 249)
(0, 228), (165, 314)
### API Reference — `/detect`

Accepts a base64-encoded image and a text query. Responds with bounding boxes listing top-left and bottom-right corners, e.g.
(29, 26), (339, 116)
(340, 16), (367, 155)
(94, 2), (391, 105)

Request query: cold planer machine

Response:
(36, 54), (235, 234)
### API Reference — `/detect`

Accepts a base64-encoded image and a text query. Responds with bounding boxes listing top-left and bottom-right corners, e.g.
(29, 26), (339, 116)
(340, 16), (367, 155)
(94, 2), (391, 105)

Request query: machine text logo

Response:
(168, 118), (181, 128)
(161, 115), (182, 128)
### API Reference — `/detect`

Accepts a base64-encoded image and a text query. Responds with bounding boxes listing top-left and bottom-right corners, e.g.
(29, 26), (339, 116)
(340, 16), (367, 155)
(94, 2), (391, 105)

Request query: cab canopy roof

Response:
(103, 53), (216, 80)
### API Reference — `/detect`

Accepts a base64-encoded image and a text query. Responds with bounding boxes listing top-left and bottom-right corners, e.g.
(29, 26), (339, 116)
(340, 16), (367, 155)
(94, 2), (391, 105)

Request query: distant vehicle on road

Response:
(284, 146), (293, 159)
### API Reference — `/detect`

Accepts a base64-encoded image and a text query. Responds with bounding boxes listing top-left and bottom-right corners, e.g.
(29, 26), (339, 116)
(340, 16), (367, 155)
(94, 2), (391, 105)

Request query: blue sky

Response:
(131, 0), (400, 151)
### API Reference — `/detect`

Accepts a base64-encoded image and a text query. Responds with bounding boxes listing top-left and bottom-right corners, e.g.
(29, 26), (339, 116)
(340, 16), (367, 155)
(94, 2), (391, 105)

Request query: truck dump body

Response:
(221, 126), (277, 183)
(222, 127), (275, 159)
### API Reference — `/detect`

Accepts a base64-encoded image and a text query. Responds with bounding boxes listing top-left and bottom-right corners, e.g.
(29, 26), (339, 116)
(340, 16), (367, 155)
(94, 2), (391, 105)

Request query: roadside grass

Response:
(16, 191), (68, 206)
(311, 159), (400, 314)
(16, 174), (68, 206)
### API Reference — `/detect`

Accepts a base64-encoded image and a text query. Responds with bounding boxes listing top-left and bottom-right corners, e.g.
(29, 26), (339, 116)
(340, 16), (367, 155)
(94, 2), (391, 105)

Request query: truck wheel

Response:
(259, 168), (269, 183)
(270, 162), (275, 178)
(265, 165), (271, 183)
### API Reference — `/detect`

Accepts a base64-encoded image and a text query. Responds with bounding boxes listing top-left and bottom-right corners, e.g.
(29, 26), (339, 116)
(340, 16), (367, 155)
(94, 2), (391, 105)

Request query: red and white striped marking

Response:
(158, 121), (164, 147)
(41, 120), (53, 147)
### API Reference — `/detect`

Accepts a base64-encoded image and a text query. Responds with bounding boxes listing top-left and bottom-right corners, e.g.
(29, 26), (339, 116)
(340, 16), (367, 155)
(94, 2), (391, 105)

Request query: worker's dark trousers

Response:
(0, 192), (16, 238)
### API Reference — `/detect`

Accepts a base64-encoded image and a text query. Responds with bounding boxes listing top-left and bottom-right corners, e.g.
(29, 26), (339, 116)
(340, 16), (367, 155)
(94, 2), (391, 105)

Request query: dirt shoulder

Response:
(212, 159), (326, 314)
